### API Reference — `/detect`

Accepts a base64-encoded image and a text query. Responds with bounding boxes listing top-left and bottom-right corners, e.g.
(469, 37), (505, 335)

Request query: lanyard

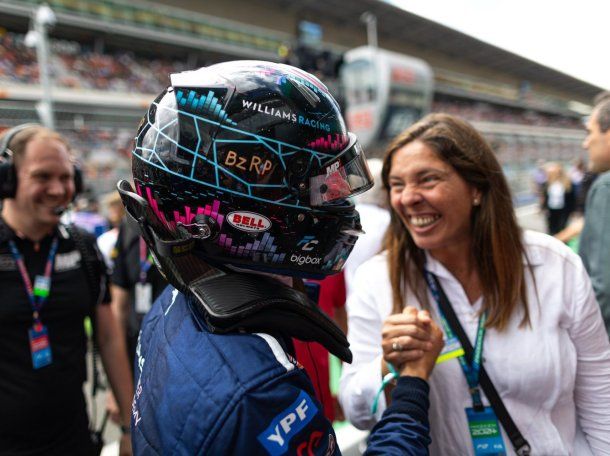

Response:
(139, 237), (153, 283)
(8, 236), (59, 324)
(424, 270), (487, 411)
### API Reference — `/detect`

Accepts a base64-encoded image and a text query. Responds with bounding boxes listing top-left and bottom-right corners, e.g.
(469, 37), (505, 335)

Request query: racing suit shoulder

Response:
(132, 288), (337, 455)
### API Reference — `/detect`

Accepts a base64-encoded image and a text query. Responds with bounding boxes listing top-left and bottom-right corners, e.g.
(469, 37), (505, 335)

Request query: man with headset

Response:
(0, 124), (133, 455)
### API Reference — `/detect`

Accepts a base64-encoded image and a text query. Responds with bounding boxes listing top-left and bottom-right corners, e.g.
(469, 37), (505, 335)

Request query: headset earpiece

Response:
(0, 123), (83, 200)
(0, 158), (17, 199)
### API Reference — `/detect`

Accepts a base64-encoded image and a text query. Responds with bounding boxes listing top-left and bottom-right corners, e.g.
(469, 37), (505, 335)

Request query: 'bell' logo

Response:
(227, 211), (272, 233)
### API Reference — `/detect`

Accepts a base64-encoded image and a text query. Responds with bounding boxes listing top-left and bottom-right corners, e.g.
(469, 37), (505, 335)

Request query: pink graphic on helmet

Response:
(308, 134), (348, 152)
(137, 184), (225, 231)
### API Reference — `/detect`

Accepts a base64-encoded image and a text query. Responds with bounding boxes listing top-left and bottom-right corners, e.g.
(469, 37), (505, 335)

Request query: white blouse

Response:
(339, 230), (610, 455)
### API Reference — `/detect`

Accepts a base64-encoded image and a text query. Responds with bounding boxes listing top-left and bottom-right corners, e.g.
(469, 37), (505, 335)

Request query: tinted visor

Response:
(310, 133), (373, 206)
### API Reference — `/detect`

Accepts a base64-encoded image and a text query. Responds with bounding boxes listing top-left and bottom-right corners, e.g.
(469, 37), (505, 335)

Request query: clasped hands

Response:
(381, 306), (444, 381)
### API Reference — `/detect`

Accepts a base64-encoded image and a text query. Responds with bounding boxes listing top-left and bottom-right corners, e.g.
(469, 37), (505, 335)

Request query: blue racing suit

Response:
(132, 286), (431, 455)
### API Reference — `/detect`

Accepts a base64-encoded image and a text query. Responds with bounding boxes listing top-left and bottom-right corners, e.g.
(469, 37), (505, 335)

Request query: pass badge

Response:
(135, 282), (153, 314)
(466, 406), (507, 456)
(33, 275), (51, 298)
(436, 335), (465, 364)
(29, 323), (53, 369)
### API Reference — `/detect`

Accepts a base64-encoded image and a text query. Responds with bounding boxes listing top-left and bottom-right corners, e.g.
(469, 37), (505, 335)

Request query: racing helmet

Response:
(119, 61), (373, 291)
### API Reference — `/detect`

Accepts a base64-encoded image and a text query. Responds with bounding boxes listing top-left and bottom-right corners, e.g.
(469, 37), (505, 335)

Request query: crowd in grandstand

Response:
(0, 31), (188, 93)
(0, 29), (586, 132)
(432, 99), (583, 129)
(0, 26), (587, 205)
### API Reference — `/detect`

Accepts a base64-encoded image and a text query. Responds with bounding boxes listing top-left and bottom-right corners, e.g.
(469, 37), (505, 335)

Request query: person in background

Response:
(579, 98), (610, 336)
(69, 193), (109, 237)
(339, 113), (610, 455)
(569, 158), (586, 204)
(0, 124), (133, 455)
(531, 158), (547, 200)
(105, 218), (167, 424)
(541, 161), (574, 235)
(96, 190), (125, 270)
(295, 273), (348, 423)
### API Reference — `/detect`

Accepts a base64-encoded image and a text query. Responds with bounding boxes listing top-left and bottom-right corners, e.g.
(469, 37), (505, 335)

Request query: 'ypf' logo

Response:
(258, 391), (318, 455)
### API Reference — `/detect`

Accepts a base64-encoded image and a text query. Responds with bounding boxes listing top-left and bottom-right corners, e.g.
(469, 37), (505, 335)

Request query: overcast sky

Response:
(389, 0), (609, 93)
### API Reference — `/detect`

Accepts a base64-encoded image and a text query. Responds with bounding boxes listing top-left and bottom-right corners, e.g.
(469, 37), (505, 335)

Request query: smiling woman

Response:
(387, 140), (480, 278)
(339, 113), (610, 455)
(382, 114), (525, 324)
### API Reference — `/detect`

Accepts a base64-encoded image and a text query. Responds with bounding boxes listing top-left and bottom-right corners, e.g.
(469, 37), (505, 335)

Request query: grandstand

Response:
(0, 0), (604, 202)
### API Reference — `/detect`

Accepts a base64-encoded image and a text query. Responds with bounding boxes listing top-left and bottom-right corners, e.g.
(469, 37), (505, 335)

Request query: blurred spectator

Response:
(105, 219), (167, 424)
(68, 194), (108, 237)
(579, 98), (610, 336)
(541, 162), (574, 235)
(110, 220), (167, 364)
(532, 159), (548, 200)
(96, 191), (125, 269)
(568, 158), (586, 205)
(294, 274), (347, 423)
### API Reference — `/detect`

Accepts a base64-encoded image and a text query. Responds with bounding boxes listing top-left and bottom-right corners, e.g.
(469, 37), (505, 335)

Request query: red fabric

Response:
(294, 271), (346, 422)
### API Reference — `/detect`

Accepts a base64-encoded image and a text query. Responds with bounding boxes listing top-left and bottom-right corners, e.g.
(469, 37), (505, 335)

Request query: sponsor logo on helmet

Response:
(242, 100), (297, 122)
(227, 211), (271, 232)
(326, 161), (340, 176)
(290, 254), (322, 266)
(297, 235), (319, 252)
(241, 100), (331, 132)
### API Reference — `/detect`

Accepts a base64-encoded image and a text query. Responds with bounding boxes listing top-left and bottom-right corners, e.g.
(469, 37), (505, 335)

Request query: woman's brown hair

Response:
(381, 113), (531, 330)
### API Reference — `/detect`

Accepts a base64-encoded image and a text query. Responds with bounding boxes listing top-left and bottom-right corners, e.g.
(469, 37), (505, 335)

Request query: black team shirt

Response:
(0, 219), (110, 455)
(112, 220), (167, 363)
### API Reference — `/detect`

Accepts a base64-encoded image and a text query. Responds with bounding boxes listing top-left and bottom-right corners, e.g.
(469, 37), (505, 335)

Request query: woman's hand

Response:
(382, 306), (435, 370)
(399, 315), (444, 380)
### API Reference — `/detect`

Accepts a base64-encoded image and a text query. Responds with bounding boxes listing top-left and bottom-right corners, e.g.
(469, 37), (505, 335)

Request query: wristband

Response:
(371, 362), (399, 415)
(120, 424), (131, 434)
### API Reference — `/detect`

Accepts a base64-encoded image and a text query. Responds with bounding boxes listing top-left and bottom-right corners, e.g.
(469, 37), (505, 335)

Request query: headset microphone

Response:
(53, 206), (68, 216)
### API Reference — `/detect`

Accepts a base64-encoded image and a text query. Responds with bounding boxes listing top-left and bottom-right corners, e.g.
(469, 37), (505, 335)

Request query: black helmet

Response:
(119, 61), (372, 291)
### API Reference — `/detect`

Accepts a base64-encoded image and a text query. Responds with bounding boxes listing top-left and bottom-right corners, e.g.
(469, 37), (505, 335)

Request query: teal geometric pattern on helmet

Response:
(133, 91), (336, 210)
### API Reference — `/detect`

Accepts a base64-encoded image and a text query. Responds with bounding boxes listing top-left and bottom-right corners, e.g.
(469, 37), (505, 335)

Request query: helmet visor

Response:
(309, 134), (374, 206)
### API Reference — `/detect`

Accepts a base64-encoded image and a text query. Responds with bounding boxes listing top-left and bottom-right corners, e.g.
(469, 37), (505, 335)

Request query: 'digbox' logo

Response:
(227, 211), (271, 232)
